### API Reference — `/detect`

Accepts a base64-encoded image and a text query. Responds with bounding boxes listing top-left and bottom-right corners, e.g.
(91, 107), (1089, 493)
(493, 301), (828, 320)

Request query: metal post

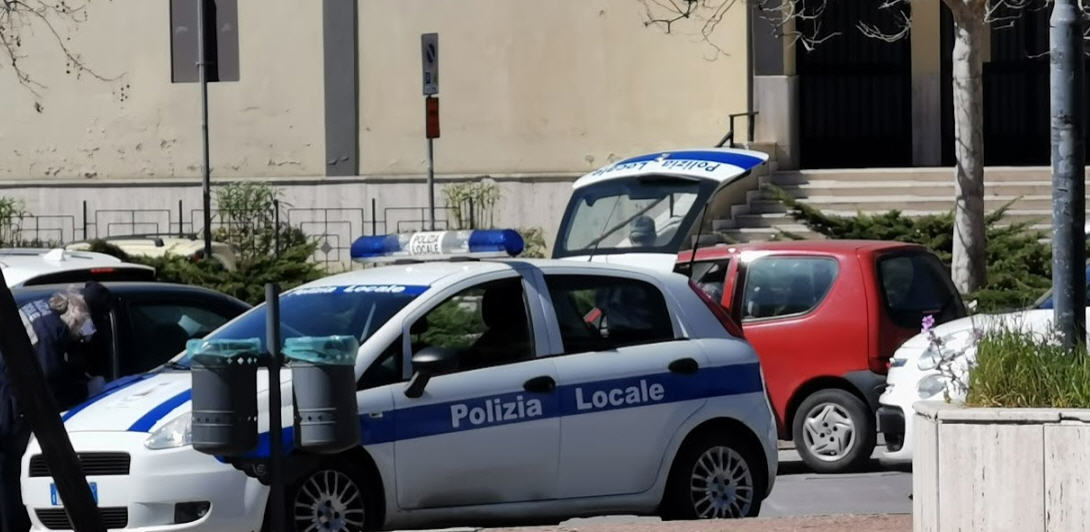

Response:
(178, 199), (184, 237)
(198, 0), (214, 261)
(468, 197), (475, 230)
(265, 283), (286, 532)
(1050, 0), (1087, 350)
(81, 200), (87, 240)
(427, 134), (436, 231)
(371, 198), (377, 235)
(273, 199), (280, 257)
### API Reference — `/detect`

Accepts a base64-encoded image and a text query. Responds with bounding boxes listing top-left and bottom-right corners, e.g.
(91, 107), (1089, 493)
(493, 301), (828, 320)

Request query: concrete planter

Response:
(913, 401), (1090, 532)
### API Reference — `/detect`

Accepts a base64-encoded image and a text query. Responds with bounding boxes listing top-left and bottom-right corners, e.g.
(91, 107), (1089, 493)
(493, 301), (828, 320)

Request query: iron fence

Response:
(3, 198), (486, 269)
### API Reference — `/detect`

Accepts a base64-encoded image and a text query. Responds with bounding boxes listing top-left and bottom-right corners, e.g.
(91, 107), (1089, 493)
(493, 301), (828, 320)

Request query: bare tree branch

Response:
(857, 0), (911, 43)
(0, 0), (119, 108)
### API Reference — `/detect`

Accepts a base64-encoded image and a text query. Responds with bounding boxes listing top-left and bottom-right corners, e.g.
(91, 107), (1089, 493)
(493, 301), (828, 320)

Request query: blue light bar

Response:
(351, 230), (525, 262)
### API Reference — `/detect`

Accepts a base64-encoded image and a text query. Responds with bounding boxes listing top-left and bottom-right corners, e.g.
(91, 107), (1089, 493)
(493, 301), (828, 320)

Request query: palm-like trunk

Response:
(948, 0), (987, 293)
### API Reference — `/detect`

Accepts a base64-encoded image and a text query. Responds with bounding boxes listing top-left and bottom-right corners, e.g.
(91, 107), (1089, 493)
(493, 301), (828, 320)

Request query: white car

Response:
(878, 287), (1086, 463)
(22, 229), (777, 531)
(65, 235), (238, 271)
(0, 248), (155, 287)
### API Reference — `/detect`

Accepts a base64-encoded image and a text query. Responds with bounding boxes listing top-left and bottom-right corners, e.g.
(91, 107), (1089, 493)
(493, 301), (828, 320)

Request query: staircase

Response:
(723, 167), (1069, 242)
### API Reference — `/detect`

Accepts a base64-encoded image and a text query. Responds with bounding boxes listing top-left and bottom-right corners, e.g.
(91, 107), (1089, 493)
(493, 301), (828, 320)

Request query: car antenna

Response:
(686, 201), (712, 279)
(587, 195), (623, 263)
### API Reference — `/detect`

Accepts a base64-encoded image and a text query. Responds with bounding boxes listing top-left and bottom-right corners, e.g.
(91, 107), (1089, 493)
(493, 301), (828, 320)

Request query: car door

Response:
(730, 255), (847, 421)
(119, 294), (245, 376)
(390, 272), (560, 509)
(543, 273), (709, 498)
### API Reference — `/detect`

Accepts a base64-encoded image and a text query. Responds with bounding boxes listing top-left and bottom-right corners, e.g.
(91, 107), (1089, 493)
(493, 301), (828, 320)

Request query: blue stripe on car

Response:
(616, 150), (766, 170)
(128, 389), (193, 432)
(230, 362), (763, 458)
(61, 372), (159, 422)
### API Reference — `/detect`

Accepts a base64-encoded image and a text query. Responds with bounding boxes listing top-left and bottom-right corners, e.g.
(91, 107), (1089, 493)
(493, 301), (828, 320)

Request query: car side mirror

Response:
(404, 347), (456, 398)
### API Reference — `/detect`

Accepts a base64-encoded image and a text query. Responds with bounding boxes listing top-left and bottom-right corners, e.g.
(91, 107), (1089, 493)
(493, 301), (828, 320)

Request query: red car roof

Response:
(678, 239), (926, 262)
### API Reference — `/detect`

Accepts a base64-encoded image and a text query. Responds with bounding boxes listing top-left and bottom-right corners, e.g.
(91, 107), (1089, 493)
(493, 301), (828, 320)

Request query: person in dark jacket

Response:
(0, 282), (110, 532)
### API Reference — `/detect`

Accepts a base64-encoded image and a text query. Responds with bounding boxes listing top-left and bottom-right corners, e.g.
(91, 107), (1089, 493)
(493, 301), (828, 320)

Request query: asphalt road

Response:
(558, 447), (912, 528)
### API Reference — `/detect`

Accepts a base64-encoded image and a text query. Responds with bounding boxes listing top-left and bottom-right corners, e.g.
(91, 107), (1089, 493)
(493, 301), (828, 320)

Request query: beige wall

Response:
(0, 0), (749, 181)
(358, 0), (749, 176)
(0, 0), (326, 180)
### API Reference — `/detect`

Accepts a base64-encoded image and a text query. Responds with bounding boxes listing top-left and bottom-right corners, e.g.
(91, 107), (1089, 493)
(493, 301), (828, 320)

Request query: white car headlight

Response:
(144, 413), (192, 450)
(917, 374), (948, 399)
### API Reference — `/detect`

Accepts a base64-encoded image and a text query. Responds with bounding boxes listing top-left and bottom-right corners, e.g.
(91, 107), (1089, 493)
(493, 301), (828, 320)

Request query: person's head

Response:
(48, 287), (96, 341)
(629, 215), (657, 247)
(82, 280), (112, 319)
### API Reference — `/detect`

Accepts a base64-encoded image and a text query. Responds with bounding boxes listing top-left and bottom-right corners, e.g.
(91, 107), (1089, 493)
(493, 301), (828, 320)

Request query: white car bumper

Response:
(21, 432), (268, 531)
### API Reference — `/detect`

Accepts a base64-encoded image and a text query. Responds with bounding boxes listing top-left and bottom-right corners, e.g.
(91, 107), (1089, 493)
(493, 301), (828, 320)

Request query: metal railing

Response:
(1, 198), (491, 269)
(715, 111), (760, 148)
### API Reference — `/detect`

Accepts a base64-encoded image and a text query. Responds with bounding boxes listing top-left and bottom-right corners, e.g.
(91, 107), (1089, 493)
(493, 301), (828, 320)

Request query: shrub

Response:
(85, 182), (324, 305)
(769, 187), (1053, 312)
(443, 180), (501, 230)
(518, 226), (548, 258)
(967, 328), (1090, 408)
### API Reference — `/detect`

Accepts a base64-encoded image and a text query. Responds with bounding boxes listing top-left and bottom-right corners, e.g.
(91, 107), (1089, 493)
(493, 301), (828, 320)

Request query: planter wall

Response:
(914, 402), (1090, 532)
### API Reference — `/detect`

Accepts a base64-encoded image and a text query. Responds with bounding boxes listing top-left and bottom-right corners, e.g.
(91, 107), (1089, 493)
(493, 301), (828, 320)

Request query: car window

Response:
(675, 259), (729, 304)
(126, 303), (235, 374)
(545, 274), (674, 353)
(877, 252), (963, 327)
(741, 257), (838, 320)
(358, 335), (404, 390)
(174, 286), (424, 368)
(410, 277), (533, 374)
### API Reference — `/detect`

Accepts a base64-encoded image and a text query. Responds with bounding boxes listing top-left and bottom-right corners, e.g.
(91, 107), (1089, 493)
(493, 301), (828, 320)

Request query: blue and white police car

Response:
(21, 229), (777, 531)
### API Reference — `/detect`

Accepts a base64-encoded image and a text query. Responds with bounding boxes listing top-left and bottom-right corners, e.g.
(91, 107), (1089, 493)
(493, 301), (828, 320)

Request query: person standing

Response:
(0, 282), (109, 532)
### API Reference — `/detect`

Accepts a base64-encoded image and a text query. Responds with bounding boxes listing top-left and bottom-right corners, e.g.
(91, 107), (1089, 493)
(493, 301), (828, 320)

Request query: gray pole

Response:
(265, 283), (286, 532)
(1050, 0), (1087, 350)
(198, 0), (213, 260)
(427, 130), (435, 231)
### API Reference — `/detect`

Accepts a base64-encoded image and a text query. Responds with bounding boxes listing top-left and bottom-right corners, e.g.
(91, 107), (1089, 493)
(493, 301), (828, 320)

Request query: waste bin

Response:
(188, 338), (261, 456)
(284, 335), (361, 454)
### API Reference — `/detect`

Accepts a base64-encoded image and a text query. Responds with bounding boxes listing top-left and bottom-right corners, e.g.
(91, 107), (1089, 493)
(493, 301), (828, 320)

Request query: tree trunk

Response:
(948, 2), (988, 294)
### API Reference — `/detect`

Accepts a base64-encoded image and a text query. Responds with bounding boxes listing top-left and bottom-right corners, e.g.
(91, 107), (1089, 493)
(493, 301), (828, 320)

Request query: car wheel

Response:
(283, 461), (379, 532)
(661, 433), (764, 520)
(792, 389), (876, 474)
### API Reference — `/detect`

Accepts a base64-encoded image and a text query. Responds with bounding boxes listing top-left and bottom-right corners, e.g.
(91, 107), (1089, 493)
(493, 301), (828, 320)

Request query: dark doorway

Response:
(796, 0), (913, 168)
(941, 3), (1058, 166)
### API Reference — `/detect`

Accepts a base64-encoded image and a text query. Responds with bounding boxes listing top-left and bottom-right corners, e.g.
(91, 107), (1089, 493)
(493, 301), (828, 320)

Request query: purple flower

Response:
(921, 315), (935, 334)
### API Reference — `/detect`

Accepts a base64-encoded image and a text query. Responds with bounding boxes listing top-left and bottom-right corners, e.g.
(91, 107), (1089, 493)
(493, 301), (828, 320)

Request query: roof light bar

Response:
(351, 229), (525, 262)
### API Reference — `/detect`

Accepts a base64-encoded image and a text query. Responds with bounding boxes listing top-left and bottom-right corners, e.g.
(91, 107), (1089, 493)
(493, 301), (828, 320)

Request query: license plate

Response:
(49, 482), (97, 506)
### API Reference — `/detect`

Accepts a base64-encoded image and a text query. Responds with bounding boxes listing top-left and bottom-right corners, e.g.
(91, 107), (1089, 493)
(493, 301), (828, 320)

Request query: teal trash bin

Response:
(284, 335), (361, 454)
(188, 338), (261, 456)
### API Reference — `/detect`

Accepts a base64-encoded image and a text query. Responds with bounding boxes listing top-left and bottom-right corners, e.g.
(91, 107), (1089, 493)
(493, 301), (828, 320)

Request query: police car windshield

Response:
(169, 284), (425, 368)
(554, 176), (713, 257)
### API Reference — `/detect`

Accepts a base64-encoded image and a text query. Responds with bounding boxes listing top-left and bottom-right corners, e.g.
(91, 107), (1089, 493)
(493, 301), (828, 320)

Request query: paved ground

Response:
(490, 514), (910, 532)
(411, 447), (913, 532)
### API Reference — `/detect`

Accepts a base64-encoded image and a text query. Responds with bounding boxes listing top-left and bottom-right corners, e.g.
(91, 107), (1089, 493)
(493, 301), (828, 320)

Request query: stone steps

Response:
(722, 167), (1067, 243)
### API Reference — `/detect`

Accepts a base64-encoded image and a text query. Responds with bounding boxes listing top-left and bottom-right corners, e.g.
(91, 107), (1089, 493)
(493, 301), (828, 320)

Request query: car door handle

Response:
(523, 376), (556, 393)
(669, 358), (700, 375)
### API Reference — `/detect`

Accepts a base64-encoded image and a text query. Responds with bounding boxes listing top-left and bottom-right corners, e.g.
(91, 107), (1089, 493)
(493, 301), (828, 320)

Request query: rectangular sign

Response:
(421, 33), (439, 95)
(425, 97), (440, 139)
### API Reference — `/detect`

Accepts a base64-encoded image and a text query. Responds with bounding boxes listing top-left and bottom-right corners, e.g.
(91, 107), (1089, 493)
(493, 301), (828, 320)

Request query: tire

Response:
(277, 459), (381, 532)
(660, 433), (764, 520)
(792, 388), (876, 474)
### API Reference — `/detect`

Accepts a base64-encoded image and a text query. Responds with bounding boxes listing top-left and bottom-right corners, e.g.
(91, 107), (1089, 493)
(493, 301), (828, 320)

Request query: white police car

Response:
(22, 229), (777, 531)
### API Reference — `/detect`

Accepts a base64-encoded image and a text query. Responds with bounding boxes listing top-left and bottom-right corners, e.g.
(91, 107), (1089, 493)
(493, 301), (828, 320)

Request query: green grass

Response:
(967, 329), (1090, 408)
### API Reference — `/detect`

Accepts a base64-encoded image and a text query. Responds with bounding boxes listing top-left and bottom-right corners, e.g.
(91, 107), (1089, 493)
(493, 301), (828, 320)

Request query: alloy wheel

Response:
(293, 469), (366, 532)
(688, 445), (755, 518)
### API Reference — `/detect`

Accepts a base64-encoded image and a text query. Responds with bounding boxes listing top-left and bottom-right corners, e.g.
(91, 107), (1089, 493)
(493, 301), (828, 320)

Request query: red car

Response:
(676, 240), (966, 473)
